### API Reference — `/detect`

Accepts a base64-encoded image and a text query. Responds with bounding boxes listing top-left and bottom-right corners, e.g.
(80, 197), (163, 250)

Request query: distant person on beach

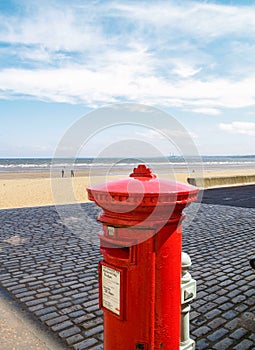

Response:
(61, 169), (64, 178)
(71, 170), (74, 177)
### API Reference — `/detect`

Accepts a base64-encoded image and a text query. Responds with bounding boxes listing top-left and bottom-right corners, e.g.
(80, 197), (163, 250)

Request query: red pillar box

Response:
(87, 164), (198, 350)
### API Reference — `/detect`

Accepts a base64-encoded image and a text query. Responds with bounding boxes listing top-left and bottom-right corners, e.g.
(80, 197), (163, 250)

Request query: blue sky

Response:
(1, 0), (255, 157)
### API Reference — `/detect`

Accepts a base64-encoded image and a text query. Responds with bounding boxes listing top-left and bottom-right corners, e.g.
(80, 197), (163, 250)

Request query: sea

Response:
(0, 156), (255, 175)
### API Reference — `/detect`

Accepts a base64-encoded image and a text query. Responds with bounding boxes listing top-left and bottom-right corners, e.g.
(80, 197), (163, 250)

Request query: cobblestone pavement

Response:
(202, 184), (255, 208)
(0, 202), (254, 350)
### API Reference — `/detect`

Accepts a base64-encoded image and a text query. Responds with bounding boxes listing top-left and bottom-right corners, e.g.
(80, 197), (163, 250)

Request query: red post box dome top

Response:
(87, 164), (198, 209)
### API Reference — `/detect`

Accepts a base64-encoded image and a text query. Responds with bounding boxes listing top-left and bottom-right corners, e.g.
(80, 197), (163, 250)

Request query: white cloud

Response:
(1, 66), (255, 109)
(19, 47), (52, 63)
(0, 3), (103, 52)
(135, 129), (166, 140)
(1, 0), (255, 110)
(190, 108), (221, 115)
(172, 63), (201, 78)
(219, 122), (255, 136)
(113, 2), (255, 39)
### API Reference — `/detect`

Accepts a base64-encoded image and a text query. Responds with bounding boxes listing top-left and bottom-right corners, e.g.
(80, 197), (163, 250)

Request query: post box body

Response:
(87, 165), (198, 350)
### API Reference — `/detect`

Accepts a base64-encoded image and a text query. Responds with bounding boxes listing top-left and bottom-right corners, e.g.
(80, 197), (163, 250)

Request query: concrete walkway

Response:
(0, 288), (67, 350)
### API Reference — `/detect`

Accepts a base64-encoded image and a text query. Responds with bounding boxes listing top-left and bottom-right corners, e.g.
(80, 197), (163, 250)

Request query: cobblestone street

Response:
(0, 200), (254, 349)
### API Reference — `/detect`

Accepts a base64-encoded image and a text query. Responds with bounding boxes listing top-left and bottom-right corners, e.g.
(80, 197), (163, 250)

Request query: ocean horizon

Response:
(0, 155), (255, 174)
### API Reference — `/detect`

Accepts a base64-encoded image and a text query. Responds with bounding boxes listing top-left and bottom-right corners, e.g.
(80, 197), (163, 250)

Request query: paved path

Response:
(0, 287), (66, 350)
(0, 199), (254, 349)
(202, 184), (255, 208)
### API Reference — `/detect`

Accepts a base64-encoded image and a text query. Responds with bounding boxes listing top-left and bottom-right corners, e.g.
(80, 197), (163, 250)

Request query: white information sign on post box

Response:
(102, 265), (121, 315)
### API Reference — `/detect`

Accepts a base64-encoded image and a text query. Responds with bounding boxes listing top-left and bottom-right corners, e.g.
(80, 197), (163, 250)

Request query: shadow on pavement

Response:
(201, 185), (255, 208)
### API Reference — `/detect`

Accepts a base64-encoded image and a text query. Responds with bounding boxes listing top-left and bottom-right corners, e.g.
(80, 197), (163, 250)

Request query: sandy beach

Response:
(1, 168), (255, 210)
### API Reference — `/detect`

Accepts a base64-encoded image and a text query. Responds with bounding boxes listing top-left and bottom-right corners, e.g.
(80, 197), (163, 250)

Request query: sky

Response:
(1, 0), (255, 158)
